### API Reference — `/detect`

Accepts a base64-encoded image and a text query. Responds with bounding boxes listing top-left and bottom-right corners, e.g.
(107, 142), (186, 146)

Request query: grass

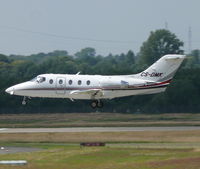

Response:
(1, 130), (200, 143)
(0, 143), (200, 169)
(0, 113), (200, 168)
(0, 113), (200, 128)
(0, 129), (200, 168)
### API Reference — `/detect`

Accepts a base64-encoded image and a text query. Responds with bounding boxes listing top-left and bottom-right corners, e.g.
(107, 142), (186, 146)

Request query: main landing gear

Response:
(90, 100), (103, 109)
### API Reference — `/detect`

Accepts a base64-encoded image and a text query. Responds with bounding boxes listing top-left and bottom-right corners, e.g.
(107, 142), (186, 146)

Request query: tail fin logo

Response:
(141, 72), (163, 77)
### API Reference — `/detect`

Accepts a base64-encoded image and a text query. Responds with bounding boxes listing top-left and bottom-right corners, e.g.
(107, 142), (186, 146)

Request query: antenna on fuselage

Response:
(76, 72), (81, 75)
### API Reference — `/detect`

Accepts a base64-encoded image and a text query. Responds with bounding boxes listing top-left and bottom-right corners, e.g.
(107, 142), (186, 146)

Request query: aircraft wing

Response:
(70, 89), (103, 99)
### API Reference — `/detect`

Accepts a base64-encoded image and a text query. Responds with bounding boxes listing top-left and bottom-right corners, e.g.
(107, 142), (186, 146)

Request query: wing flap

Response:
(70, 89), (103, 98)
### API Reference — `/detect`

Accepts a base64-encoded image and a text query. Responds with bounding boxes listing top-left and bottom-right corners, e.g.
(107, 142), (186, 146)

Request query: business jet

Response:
(5, 54), (185, 108)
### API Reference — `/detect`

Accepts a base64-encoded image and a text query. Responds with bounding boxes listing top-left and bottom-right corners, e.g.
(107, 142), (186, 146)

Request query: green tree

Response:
(126, 50), (135, 64)
(0, 54), (9, 63)
(75, 47), (96, 58)
(139, 29), (184, 66)
(75, 47), (97, 65)
(185, 49), (200, 68)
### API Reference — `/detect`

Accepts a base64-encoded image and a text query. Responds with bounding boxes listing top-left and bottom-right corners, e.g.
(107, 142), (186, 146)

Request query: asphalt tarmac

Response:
(1, 126), (200, 133)
(0, 146), (42, 154)
(1, 127), (200, 155)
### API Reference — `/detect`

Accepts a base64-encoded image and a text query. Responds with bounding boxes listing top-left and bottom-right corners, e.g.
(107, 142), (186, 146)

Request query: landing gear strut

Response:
(22, 96), (26, 105)
(22, 96), (31, 105)
(90, 100), (103, 109)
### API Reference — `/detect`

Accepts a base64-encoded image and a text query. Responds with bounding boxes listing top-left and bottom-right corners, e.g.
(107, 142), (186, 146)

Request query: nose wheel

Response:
(90, 100), (103, 109)
(22, 100), (26, 105)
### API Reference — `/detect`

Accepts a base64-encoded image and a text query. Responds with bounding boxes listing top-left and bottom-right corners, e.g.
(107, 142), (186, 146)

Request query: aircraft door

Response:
(120, 80), (129, 88)
(56, 77), (66, 94)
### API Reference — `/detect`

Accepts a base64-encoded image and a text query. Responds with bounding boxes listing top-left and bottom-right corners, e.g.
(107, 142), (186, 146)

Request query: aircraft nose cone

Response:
(5, 87), (14, 95)
(5, 87), (10, 93)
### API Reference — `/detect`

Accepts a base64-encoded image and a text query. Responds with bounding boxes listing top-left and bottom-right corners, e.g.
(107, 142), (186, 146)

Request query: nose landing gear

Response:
(22, 97), (26, 105)
(90, 100), (103, 109)
(22, 96), (31, 105)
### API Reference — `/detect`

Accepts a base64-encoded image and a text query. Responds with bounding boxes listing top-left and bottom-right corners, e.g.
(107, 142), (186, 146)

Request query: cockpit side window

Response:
(30, 76), (46, 83)
(37, 76), (46, 83)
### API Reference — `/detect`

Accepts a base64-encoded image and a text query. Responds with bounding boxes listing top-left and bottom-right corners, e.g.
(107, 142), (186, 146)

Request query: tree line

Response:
(0, 29), (200, 114)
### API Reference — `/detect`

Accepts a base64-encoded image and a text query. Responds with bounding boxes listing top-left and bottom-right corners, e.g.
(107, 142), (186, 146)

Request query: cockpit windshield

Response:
(30, 77), (37, 82)
(30, 76), (46, 83)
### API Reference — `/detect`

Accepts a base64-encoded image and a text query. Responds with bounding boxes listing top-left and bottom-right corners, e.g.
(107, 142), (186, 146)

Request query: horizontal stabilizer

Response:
(165, 55), (185, 60)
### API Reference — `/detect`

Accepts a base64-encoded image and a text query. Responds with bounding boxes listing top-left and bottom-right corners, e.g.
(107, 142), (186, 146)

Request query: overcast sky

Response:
(0, 0), (199, 56)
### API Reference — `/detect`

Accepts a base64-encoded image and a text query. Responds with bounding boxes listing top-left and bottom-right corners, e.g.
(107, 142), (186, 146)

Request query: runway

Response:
(1, 126), (200, 133)
(0, 147), (42, 154)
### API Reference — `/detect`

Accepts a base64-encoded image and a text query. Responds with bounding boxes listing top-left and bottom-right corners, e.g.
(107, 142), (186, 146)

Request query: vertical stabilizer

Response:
(133, 54), (185, 82)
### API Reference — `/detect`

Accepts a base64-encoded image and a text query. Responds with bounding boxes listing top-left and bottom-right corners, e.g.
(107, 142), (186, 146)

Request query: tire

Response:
(97, 100), (103, 108)
(22, 101), (26, 105)
(90, 101), (97, 109)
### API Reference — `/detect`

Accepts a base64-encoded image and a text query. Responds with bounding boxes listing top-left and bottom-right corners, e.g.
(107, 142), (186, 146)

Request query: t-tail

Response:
(133, 54), (185, 83)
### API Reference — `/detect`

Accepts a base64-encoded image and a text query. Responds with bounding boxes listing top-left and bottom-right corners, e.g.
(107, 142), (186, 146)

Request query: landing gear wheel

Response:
(97, 100), (103, 108)
(90, 100), (97, 109)
(90, 100), (103, 109)
(22, 100), (26, 105)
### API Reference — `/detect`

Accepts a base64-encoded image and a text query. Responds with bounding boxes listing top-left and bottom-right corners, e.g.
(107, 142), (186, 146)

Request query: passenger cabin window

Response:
(69, 80), (72, 85)
(87, 80), (90, 85)
(49, 79), (53, 84)
(78, 80), (82, 85)
(59, 79), (63, 84)
(36, 76), (46, 83)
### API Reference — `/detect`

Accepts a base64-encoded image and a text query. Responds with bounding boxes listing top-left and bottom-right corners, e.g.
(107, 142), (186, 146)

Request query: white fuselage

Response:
(5, 54), (185, 101)
(5, 74), (167, 100)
